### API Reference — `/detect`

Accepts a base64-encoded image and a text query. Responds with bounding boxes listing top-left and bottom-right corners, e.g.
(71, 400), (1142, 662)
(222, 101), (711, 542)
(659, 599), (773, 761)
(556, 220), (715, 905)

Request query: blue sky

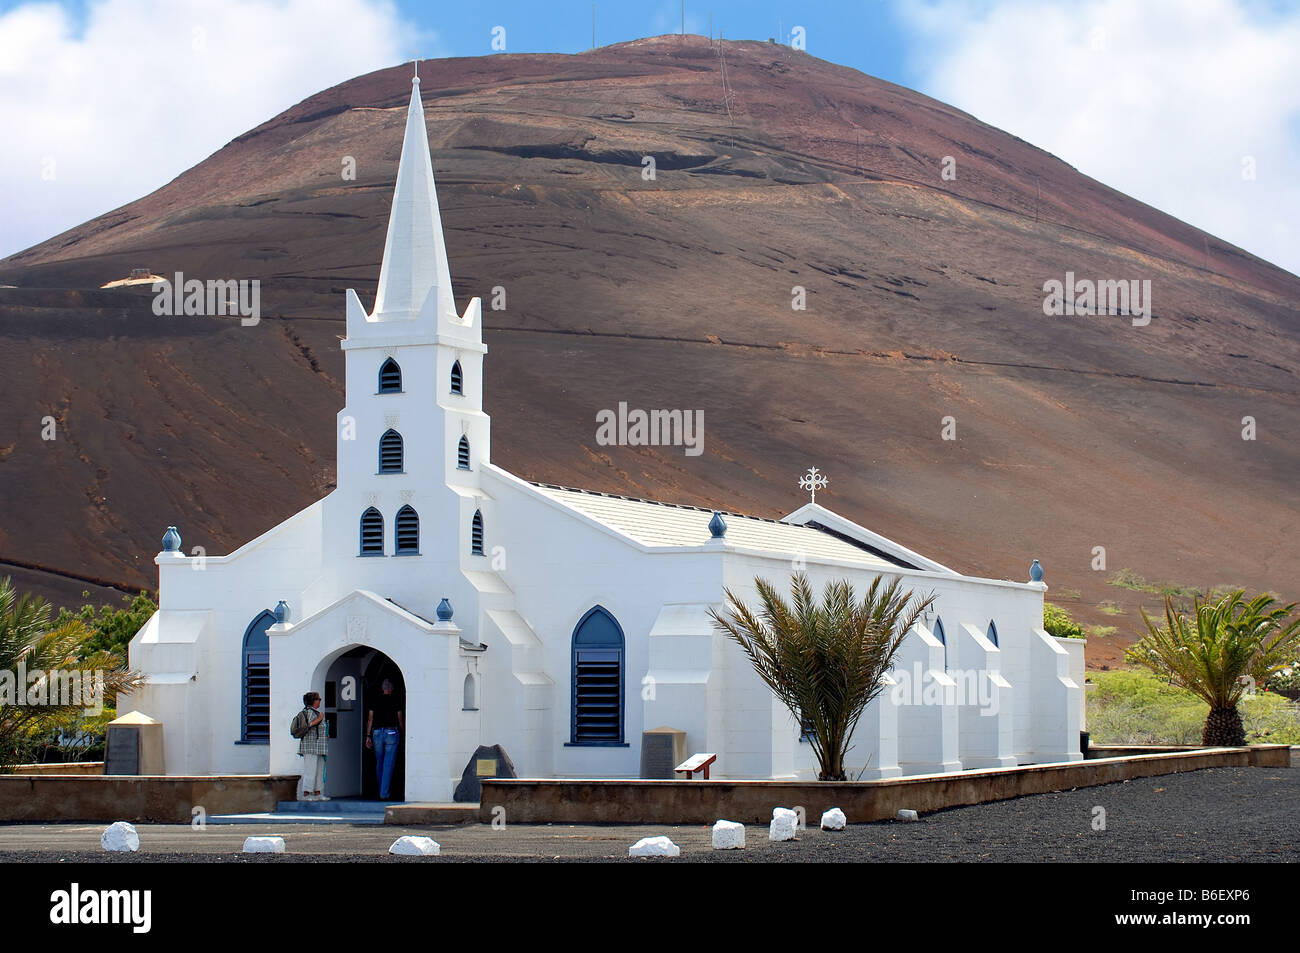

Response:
(2, 0), (1298, 275)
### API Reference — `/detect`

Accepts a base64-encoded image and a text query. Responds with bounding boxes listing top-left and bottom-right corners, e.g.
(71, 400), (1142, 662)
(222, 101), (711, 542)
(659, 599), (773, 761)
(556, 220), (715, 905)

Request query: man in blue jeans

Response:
(365, 679), (403, 800)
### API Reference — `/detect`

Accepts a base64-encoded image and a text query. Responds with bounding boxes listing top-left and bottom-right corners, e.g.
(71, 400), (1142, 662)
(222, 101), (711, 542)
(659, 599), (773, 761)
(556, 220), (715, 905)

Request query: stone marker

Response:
(242, 836), (286, 853)
(769, 807), (799, 841)
(453, 743), (517, 802)
(896, 809), (919, 822)
(629, 835), (680, 857)
(389, 835), (440, 856)
(101, 821), (140, 853)
(820, 807), (847, 830)
(712, 819), (745, 850)
(640, 726), (688, 779)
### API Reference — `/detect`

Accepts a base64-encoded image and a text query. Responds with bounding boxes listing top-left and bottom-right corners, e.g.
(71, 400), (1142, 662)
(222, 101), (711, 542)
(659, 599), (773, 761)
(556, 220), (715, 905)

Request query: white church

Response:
(122, 73), (1083, 802)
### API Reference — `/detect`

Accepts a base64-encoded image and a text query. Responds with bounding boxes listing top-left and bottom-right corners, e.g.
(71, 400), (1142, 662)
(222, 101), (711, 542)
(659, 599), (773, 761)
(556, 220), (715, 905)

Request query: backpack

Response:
(290, 708), (314, 740)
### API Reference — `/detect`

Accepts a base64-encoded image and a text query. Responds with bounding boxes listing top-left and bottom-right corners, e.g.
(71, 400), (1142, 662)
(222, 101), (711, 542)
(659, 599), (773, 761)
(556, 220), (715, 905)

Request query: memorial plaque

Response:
(104, 726), (140, 775)
(639, 726), (687, 779)
(640, 734), (677, 778)
(454, 744), (517, 802)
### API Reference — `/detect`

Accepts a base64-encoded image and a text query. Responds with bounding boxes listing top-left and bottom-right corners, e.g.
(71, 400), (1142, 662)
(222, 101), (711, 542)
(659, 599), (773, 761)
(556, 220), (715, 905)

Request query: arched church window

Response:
(471, 510), (484, 556)
(379, 429), (404, 473)
(450, 360), (463, 395)
(360, 507), (384, 555)
(240, 610), (274, 744)
(378, 358), (402, 393)
(987, 620), (999, 648)
(395, 505), (419, 555)
(463, 673), (478, 711)
(935, 617), (948, 670)
(569, 606), (625, 745)
(457, 435), (471, 470)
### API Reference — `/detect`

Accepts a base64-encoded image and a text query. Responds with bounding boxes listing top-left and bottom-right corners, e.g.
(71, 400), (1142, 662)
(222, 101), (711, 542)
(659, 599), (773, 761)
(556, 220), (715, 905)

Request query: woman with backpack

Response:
(291, 691), (329, 801)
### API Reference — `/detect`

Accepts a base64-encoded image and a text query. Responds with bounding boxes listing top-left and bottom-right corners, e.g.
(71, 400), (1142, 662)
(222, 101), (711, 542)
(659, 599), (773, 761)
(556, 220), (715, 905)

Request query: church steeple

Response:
(370, 73), (456, 323)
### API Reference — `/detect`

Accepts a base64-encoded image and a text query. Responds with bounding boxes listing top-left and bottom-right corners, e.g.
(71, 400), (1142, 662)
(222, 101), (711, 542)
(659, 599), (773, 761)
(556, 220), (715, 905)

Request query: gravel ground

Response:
(2, 766), (1294, 863)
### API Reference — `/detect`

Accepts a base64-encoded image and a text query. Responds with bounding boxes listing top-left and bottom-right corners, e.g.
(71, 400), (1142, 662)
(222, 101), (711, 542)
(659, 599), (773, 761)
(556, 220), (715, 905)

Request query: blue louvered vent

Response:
(395, 505), (419, 555)
(471, 510), (484, 555)
(241, 610), (274, 743)
(378, 358), (402, 393)
(570, 607), (624, 745)
(379, 430), (403, 473)
(360, 507), (384, 555)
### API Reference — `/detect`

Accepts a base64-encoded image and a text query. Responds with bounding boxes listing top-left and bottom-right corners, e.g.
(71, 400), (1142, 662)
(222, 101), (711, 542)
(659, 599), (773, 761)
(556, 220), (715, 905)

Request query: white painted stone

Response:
(101, 821), (139, 853)
(769, 807), (799, 841)
(820, 807), (847, 830)
(242, 836), (286, 853)
(712, 819), (745, 849)
(629, 835), (680, 857)
(389, 835), (440, 856)
(896, 809), (919, 822)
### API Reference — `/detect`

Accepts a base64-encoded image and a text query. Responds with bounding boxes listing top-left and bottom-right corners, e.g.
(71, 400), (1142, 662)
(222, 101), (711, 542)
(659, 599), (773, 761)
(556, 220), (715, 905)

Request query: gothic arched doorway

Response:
(322, 648), (406, 801)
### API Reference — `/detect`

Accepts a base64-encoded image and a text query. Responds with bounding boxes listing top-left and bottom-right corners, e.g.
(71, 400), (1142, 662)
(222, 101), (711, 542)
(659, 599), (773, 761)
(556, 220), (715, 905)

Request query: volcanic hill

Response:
(2, 35), (1298, 666)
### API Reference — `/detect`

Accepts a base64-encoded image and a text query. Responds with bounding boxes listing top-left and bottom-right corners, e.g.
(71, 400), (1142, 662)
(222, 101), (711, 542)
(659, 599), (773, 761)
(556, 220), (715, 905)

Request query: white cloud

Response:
(897, 0), (1300, 277)
(0, 0), (419, 258)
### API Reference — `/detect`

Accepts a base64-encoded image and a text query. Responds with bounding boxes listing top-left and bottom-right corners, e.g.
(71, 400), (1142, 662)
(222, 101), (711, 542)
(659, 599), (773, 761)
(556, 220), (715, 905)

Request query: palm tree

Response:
(0, 578), (146, 769)
(1125, 589), (1300, 746)
(709, 573), (933, 781)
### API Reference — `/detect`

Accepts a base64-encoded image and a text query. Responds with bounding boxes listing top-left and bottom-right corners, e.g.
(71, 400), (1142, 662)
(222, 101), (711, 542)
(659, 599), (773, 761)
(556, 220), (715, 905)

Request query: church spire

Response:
(371, 73), (455, 323)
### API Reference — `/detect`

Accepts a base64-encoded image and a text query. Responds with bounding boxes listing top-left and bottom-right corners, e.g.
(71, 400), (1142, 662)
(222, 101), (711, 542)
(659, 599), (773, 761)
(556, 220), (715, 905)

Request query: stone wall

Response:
(478, 746), (1291, 824)
(0, 775), (298, 822)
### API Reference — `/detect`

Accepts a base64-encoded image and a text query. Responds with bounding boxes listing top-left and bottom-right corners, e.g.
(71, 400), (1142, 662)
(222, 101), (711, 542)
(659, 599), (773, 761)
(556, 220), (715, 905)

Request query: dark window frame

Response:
(394, 504), (419, 555)
(360, 506), (384, 556)
(567, 605), (627, 747)
(378, 357), (403, 394)
(240, 610), (275, 744)
(471, 510), (484, 556)
(378, 429), (404, 474)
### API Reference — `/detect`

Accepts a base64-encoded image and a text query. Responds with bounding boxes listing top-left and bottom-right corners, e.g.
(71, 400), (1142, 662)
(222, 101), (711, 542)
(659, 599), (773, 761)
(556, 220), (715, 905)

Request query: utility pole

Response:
(682, 0), (685, 35)
(592, 3), (595, 50)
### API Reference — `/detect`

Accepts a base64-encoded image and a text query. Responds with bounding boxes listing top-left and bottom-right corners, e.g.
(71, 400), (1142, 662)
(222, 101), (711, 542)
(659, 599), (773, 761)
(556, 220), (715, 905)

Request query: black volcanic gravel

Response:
(2, 767), (1295, 863)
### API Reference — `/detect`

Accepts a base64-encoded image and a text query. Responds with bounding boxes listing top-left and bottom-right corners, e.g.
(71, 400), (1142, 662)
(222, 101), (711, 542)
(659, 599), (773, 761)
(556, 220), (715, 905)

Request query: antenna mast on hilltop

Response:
(592, 3), (595, 50)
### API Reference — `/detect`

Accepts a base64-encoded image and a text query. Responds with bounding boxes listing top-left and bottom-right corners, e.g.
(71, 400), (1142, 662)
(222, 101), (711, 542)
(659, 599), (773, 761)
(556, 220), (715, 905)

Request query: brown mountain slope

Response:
(1, 35), (1297, 666)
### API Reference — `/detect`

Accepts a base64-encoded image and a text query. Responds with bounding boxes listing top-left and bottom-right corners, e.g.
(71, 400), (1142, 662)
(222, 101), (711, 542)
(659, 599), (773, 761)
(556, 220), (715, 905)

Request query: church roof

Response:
(530, 483), (908, 570)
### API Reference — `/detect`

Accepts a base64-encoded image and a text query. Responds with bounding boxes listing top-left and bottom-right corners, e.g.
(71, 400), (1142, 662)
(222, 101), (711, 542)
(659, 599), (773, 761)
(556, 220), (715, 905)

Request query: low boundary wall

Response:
(478, 746), (1292, 825)
(0, 775), (299, 823)
(10, 762), (104, 776)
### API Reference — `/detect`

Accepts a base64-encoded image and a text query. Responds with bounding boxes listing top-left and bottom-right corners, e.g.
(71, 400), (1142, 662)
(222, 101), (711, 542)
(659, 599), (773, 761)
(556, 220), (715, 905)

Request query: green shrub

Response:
(54, 590), (156, 661)
(1044, 602), (1085, 639)
(1087, 669), (1300, 745)
(1087, 670), (1212, 744)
